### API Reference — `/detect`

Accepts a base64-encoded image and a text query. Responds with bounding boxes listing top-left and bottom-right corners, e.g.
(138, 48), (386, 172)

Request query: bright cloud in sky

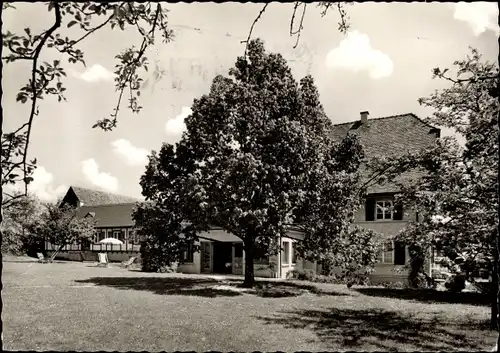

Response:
(453, 2), (500, 36)
(165, 106), (192, 137)
(81, 158), (118, 192)
(325, 30), (394, 79)
(111, 139), (150, 167)
(27, 166), (67, 202)
(71, 64), (114, 82)
(5, 166), (67, 203)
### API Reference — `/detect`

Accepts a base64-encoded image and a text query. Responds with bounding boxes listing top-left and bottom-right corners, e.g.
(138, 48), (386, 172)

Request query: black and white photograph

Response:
(1, 1), (499, 351)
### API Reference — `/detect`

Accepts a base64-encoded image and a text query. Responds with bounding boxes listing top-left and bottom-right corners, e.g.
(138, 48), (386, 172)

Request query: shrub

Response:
(444, 273), (466, 293)
(378, 281), (405, 289)
(157, 263), (178, 273)
(287, 268), (317, 281)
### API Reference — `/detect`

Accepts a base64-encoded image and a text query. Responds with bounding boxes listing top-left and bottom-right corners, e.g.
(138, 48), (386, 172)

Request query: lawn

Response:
(2, 257), (496, 351)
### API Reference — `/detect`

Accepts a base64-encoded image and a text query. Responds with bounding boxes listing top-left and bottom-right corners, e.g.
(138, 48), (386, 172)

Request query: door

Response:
(200, 242), (212, 273)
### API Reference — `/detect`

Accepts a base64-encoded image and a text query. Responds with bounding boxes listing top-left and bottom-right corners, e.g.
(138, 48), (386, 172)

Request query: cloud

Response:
(71, 64), (114, 82)
(165, 106), (192, 137)
(4, 166), (67, 203)
(453, 2), (500, 36)
(81, 158), (118, 192)
(325, 31), (394, 79)
(28, 166), (67, 202)
(111, 139), (149, 166)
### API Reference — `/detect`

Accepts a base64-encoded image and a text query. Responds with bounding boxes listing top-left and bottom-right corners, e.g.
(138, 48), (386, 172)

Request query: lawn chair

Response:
(37, 252), (49, 263)
(97, 253), (109, 267)
(120, 256), (136, 268)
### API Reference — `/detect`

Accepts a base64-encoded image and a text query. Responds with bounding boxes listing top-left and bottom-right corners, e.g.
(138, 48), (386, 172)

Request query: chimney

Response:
(360, 111), (369, 124)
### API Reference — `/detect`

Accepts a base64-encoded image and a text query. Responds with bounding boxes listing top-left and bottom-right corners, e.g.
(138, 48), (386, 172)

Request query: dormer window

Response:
(376, 201), (393, 220)
(365, 198), (404, 221)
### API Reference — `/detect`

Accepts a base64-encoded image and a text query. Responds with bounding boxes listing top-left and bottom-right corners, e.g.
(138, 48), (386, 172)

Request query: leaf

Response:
(16, 93), (28, 104)
(67, 21), (77, 28)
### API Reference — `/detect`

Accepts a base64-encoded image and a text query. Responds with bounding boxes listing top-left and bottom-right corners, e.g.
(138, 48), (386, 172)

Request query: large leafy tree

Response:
(134, 39), (370, 287)
(33, 203), (97, 261)
(1, 193), (43, 255)
(367, 48), (498, 330)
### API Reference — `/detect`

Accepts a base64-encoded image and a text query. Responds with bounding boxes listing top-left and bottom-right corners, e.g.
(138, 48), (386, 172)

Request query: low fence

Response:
(45, 242), (141, 252)
(90, 243), (141, 252)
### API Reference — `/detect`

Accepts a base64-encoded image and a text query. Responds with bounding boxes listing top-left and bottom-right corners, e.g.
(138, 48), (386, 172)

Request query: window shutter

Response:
(393, 204), (404, 220)
(394, 241), (406, 265)
(365, 199), (375, 221)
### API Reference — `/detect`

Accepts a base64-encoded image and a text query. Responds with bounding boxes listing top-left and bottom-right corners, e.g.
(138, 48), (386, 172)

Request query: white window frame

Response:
(291, 242), (297, 264)
(375, 200), (394, 220)
(376, 241), (394, 264)
(181, 242), (194, 263)
(282, 241), (291, 265)
(377, 241), (406, 265)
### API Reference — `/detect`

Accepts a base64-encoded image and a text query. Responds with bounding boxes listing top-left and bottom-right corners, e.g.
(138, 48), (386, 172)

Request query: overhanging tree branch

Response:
(23, 2), (62, 195)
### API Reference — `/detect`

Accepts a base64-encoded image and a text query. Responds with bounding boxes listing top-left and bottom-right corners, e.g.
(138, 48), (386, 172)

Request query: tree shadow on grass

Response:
(227, 279), (349, 298)
(75, 277), (242, 297)
(255, 307), (492, 351)
(74, 276), (348, 298)
(355, 287), (490, 307)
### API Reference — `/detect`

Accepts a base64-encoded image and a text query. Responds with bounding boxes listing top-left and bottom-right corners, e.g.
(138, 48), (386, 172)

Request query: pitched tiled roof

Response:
(77, 203), (136, 228)
(330, 113), (440, 194)
(69, 186), (140, 206)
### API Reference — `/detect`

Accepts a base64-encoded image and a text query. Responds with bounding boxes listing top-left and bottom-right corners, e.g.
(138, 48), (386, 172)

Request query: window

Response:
(96, 230), (106, 242)
(292, 242), (298, 264)
(282, 241), (290, 265)
(366, 199), (403, 221)
(376, 201), (393, 220)
(113, 229), (124, 241)
(377, 241), (406, 265)
(181, 243), (194, 263)
(377, 242), (394, 264)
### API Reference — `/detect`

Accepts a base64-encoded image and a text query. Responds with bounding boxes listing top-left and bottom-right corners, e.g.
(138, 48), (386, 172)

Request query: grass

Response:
(2, 257), (497, 351)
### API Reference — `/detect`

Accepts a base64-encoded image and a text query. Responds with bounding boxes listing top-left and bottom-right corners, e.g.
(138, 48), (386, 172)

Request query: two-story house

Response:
(329, 111), (441, 284)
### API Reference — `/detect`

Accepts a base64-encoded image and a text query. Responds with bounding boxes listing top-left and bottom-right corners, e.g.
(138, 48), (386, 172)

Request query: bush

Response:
(157, 262), (178, 273)
(444, 273), (466, 293)
(287, 268), (317, 281)
(378, 281), (405, 289)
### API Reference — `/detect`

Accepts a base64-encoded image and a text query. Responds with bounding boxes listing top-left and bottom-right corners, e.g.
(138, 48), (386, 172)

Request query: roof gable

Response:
(330, 113), (440, 159)
(330, 113), (440, 195)
(65, 186), (140, 207)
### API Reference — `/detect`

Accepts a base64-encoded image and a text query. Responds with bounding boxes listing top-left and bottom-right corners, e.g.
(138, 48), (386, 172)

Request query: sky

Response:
(2, 2), (499, 202)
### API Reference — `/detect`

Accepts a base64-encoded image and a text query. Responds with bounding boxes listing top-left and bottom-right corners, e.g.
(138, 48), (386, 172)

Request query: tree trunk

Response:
(243, 235), (255, 288)
(496, 226), (500, 350)
(492, 254), (498, 330)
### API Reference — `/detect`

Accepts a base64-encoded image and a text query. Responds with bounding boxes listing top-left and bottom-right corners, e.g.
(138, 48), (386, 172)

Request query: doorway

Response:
(213, 242), (233, 274)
